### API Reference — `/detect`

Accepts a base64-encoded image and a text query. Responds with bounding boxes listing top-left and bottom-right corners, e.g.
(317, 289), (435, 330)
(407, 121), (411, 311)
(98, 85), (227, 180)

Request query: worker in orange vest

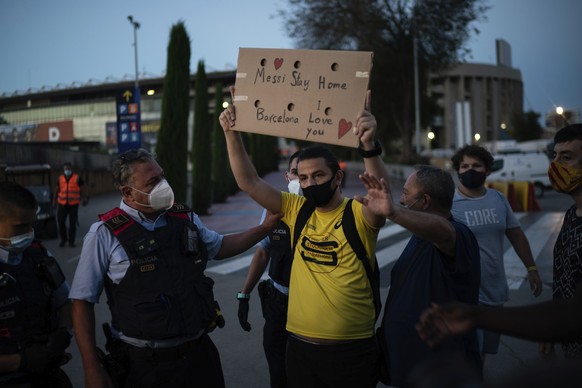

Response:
(53, 162), (89, 247)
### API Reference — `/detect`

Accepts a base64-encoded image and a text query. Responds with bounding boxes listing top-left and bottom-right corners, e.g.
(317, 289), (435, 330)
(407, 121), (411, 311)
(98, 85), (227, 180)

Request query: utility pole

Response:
(127, 15), (140, 91)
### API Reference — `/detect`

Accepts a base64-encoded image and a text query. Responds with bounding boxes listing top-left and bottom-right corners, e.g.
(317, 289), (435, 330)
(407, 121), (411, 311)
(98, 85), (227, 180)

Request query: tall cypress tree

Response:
(191, 60), (211, 214)
(156, 21), (190, 203)
(211, 83), (233, 203)
(251, 133), (279, 178)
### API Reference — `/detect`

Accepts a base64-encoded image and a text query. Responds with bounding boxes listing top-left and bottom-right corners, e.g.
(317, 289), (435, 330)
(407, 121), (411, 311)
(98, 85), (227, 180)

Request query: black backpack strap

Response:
(293, 201), (315, 250)
(342, 199), (382, 321)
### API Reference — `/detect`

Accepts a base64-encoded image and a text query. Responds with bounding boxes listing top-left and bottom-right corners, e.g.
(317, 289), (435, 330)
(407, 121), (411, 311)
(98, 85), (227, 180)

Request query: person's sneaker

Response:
(59, 240), (66, 247)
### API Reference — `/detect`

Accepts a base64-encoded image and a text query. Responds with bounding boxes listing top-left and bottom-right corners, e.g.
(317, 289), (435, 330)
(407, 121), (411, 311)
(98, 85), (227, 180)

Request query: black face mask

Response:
(458, 169), (487, 189)
(302, 176), (338, 207)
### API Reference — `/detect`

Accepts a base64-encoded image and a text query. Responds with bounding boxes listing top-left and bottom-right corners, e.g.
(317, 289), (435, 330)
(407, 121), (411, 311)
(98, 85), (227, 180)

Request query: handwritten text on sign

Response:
(233, 48), (373, 148)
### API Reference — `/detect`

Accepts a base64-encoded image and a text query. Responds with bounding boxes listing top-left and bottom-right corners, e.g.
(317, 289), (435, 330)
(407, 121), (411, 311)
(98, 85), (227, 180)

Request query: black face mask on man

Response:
(302, 175), (338, 207)
(458, 169), (487, 190)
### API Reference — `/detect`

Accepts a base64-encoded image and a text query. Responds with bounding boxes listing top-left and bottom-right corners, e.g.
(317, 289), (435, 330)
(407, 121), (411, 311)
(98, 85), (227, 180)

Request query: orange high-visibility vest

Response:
(57, 174), (81, 205)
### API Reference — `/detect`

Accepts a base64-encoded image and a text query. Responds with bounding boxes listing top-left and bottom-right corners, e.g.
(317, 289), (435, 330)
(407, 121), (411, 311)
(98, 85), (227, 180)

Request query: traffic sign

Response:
(116, 87), (141, 152)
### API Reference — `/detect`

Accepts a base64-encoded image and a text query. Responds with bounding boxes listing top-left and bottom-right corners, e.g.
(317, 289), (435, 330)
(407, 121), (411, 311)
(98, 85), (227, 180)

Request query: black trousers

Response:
(123, 334), (225, 388)
(57, 204), (78, 244)
(260, 281), (289, 388)
(0, 367), (72, 387)
(286, 335), (379, 388)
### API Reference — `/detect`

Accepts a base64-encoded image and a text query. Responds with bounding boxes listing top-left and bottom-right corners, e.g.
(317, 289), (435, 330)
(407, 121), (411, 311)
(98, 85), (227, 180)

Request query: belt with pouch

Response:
(259, 279), (289, 303)
(125, 335), (205, 361)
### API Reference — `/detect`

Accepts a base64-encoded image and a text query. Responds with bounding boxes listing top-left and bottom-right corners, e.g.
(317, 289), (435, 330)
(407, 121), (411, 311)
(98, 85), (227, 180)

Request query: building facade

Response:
(429, 62), (523, 149)
(1, 62), (525, 153)
(0, 71), (235, 152)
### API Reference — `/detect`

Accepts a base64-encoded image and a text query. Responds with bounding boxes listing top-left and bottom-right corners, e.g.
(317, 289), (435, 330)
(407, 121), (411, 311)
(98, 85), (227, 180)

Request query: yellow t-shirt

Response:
(282, 192), (380, 340)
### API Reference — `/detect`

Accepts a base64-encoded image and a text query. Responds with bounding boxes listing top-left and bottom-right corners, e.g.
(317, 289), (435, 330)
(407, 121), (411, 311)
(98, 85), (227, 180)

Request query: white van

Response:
(488, 152), (551, 197)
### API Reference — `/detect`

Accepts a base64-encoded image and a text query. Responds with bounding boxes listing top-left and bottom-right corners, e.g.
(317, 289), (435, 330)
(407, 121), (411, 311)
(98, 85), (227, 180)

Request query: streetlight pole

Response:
(122, 15), (142, 151)
(413, 34), (421, 155)
(127, 15), (140, 91)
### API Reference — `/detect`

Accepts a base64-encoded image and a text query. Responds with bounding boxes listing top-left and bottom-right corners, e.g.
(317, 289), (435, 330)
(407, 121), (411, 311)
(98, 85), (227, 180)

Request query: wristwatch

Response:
(236, 292), (250, 300)
(358, 140), (382, 158)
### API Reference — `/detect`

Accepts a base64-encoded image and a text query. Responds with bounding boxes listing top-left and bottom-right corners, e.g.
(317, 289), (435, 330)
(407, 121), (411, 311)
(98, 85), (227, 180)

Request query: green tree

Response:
(156, 21), (191, 203)
(280, 0), (488, 159)
(510, 110), (543, 141)
(191, 61), (212, 214)
(211, 83), (235, 203)
(250, 133), (279, 178)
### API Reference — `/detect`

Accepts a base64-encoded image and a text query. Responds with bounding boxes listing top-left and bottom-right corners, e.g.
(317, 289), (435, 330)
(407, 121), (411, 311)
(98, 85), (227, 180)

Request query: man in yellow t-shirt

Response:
(221, 89), (389, 388)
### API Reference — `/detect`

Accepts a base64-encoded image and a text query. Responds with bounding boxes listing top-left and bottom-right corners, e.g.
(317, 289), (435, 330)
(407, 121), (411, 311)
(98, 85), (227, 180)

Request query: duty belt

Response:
(126, 335), (205, 361)
(259, 279), (288, 303)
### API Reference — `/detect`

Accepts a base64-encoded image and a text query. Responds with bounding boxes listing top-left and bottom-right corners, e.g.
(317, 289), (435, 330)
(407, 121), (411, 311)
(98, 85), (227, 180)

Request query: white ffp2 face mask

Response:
(287, 179), (303, 195)
(131, 179), (175, 211)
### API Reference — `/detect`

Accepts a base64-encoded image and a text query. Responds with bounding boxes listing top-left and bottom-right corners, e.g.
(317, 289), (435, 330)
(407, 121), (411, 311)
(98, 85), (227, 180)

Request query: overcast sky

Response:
(1, 0), (579, 118)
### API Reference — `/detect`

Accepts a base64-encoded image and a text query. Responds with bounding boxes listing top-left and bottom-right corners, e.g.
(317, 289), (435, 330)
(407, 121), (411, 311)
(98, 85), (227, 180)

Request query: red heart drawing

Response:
(274, 58), (284, 70)
(338, 119), (352, 139)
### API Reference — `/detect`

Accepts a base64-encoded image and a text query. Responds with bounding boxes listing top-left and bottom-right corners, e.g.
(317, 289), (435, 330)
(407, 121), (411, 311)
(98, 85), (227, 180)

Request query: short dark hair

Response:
(112, 148), (157, 189)
(554, 124), (582, 145)
(63, 162), (72, 168)
(297, 145), (340, 175)
(0, 181), (37, 218)
(451, 144), (494, 171)
(414, 165), (455, 210)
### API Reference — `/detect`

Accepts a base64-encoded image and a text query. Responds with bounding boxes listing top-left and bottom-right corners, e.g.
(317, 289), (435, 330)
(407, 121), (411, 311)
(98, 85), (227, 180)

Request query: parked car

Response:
(488, 152), (551, 198)
(4, 164), (58, 239)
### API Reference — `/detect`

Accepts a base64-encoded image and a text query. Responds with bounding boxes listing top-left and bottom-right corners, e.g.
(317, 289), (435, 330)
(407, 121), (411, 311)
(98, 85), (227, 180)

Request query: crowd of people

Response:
(2, 88), (581, 387)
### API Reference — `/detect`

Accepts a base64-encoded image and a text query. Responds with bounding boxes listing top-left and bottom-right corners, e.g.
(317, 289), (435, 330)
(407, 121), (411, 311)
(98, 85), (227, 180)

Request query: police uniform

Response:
(256, 212), (293, 388)
(0, 242), (71, 386)
(69, 201), (226, 387)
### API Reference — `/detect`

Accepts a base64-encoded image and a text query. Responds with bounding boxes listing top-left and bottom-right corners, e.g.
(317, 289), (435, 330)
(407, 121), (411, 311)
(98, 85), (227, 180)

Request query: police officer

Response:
(70, 148), (278, 388)
(54, 162), (89, 248)
(0, 181), (72, 387)
(237, 150), (301, 388)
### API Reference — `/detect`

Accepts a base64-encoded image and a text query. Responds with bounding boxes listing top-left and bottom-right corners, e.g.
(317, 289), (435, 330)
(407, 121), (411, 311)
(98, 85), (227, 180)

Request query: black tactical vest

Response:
(100, 205), (216, 340)
(267, 220), (293, 287)
(0, 242), (60, 353)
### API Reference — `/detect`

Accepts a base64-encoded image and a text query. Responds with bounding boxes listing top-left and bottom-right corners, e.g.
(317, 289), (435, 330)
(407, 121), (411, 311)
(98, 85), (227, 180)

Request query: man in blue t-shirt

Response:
(361, 165), (481, 387)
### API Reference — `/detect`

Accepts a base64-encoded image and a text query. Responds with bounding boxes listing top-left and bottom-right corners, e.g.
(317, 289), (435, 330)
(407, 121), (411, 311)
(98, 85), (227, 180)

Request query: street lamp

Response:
(427, 130), (435, 151)
(127, 15), (140, 91)
(556, 106), (570, 126)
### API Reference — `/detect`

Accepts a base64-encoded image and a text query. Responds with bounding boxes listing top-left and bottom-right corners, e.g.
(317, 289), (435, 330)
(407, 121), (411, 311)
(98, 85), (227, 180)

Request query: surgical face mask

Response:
(548, 161), (582, 193)
(302, 176), (337, 207)
(458, 169), (487, 190)
(287, 179), (303, 195)
(64, 169), (72, 177)
(0, 230), (35, 254)
(130, 179), (175, 211)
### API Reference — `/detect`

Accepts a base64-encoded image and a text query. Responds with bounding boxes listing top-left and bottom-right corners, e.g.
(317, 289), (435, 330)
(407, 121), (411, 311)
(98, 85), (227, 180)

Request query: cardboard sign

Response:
(233, 48), (373, 148)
